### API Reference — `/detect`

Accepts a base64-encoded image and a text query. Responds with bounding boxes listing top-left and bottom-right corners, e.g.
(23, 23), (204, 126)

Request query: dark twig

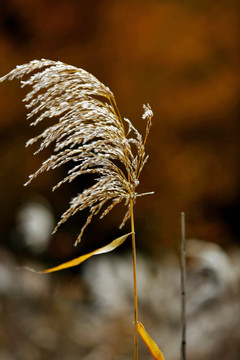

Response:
(180, 212), (187, 360)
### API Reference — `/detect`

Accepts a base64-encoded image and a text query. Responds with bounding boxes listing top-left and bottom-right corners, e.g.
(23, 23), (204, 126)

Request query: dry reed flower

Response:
(0, 59), (168, 360)
(0, 59), (153, 246)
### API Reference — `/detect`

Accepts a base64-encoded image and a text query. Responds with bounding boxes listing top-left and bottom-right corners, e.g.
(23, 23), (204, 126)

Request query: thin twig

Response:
(130, 198), (138, 360)
(180, 212), (187, 360)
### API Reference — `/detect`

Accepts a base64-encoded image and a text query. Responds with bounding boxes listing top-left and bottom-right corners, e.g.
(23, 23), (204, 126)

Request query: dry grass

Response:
(0, 59), (153, 246)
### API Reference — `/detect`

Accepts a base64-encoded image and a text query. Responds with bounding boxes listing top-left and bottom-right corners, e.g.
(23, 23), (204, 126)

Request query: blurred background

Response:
(0, 0), (239, 359)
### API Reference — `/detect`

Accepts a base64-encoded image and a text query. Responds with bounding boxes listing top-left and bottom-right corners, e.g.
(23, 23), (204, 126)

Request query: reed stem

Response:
(130, 198), (138, 360)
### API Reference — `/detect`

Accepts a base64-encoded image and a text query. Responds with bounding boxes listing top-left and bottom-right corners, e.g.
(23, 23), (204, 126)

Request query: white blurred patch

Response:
(84, 239), (239, 320)
(186, 239), (237, 314)
(16, 198), (55, 253)
(83, 240), (240, 360)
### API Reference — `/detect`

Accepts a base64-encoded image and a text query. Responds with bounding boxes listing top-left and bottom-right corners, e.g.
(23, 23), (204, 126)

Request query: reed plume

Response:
(0, 59), (153, 246)
(0, 60), (165, 360)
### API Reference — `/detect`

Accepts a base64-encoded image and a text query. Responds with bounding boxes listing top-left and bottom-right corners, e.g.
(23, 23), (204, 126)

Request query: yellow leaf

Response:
(137, 321), (166, 360)
(39, 232), (132, 273)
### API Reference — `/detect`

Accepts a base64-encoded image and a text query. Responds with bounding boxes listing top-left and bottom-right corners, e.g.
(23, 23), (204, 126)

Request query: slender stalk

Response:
(130, 197), (138, 360)
(180, 212), (187, 360)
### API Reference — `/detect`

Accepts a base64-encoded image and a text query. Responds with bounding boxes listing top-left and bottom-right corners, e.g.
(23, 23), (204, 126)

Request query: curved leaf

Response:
(137, 321), (166, 360)
(39, 232), (132, 273)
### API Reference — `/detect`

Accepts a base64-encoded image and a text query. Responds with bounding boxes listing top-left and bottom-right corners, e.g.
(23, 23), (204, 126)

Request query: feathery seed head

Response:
(0, 59), (153, 246)
(142, 103), (153, 120)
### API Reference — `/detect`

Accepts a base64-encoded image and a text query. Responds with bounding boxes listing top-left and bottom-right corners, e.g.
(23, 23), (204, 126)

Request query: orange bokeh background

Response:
(0, 0), (239, 259)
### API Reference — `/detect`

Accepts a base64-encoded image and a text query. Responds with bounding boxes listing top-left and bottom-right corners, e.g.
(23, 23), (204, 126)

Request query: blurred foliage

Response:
(0, 0), (239, 259)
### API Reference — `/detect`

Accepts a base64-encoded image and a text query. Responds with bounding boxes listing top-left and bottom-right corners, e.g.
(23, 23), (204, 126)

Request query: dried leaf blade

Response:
(40, 232), (132, 273)
(137, 321), (166, 360)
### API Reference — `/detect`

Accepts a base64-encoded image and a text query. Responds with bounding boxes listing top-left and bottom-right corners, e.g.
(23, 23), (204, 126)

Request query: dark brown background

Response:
(1, 0), (239, 257)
